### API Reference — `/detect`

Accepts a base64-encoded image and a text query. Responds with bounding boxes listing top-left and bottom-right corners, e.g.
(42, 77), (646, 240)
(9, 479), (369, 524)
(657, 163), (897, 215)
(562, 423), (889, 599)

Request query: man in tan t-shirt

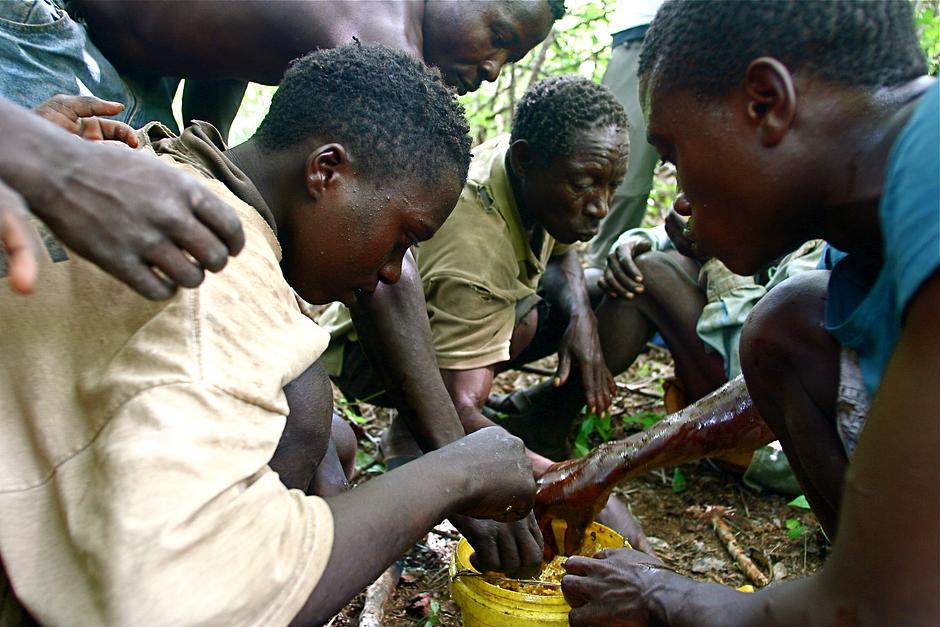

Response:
(0, 44), (536, 627)
(321, 76), (642, 561)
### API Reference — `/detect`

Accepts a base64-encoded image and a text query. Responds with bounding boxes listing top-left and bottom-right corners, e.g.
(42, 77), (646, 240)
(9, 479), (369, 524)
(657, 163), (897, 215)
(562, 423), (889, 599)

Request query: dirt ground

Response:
(325, 349), (828, 626)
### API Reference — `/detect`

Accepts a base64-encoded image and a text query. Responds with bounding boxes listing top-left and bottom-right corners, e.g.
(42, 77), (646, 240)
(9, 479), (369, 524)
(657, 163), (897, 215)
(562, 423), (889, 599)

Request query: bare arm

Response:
(542, 250), (616, 413)
(564, 273), (940, 626)
(75, 0), (420, 83)
(536, 374), (774, 555)
(349, 251), (465, 451)
(0, 97), (244, 299)
(291, 427), (535, 625)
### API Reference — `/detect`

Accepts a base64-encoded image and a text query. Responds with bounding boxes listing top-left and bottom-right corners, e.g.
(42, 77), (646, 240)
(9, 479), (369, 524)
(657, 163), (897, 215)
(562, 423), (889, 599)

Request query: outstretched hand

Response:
(535, 456), (613, 559)
(563, 548), (668, 627)
(30, 140), (245, 300)
(0, 177), (40, 294)
(34, 94), (139, 147)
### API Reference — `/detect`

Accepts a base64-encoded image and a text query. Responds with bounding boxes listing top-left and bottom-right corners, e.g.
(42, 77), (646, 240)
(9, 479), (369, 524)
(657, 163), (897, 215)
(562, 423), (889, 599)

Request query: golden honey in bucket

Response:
(449, 520), (629, 626)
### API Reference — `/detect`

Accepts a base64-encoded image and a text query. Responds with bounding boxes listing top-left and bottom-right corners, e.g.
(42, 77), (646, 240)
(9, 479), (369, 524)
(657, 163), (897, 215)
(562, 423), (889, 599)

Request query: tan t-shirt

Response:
(0, 126), (333, 626)
(320, 134), (573, 371)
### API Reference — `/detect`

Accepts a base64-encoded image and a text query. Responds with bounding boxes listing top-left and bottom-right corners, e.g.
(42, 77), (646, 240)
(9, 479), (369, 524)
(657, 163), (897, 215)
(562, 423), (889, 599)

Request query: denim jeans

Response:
(0, 0), (177, 129)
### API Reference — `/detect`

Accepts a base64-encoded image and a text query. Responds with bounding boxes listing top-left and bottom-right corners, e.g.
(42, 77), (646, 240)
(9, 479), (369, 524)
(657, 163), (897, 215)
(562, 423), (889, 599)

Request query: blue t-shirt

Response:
(824, 81), (940, 395)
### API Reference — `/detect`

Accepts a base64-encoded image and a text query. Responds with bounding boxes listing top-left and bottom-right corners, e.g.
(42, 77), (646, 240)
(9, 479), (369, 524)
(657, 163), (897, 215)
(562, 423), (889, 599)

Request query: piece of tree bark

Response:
(358, 562), (403, 627)
(711, 515), (770, 588)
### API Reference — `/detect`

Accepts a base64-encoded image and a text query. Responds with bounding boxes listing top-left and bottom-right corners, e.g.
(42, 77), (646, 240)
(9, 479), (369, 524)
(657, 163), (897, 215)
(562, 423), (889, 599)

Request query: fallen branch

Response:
(517, 363), (555, 376)
(359, 562), (403, 627)
(688, 506), (770, 587)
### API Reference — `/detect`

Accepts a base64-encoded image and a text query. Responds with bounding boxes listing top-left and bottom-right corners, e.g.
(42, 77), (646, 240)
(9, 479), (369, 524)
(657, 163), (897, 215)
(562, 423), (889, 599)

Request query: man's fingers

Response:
(607, 254), (642, 296)
(189, 186), (245, 255)
(104, 260), (177, 301)
(0, 181), (40, 294)
(554, 351), (571, 387)
(90, 119), (139, 147)
(494, 530), (521, 574)
(564, 518), (589, 555)
(468, 535), (500, 573)
(45, 94), (125, 118)
(145, 243), (206, 289)
(560, 573), (592, 609)
(171, 219), (231, 274)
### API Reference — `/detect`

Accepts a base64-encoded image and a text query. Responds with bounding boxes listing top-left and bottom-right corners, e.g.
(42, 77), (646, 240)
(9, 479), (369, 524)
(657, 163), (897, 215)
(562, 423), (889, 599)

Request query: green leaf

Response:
(671, 467), (687, 493)
(785, 517), (805, 540)
(788, 494), (811, 509)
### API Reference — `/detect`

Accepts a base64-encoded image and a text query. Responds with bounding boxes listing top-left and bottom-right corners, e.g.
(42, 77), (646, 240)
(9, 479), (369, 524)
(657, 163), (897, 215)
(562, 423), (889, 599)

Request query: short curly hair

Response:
(255, 43), (471, 186)
(639, 0), (927, 97)
(510, 76), (627, 163)
(547, 0), (566, 21)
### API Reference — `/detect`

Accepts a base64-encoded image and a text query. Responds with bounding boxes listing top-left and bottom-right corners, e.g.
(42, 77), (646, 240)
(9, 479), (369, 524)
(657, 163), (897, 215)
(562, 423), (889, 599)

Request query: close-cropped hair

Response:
(547, 0), (566, 21)
(510, 75), (627, 163)
(639, 0), (928, 97)
(255, 42), (471, 186)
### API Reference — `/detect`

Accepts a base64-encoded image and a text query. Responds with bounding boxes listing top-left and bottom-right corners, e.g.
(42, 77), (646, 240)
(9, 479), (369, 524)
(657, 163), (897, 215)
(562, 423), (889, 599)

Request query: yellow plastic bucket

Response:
(449, 520), (628, 626)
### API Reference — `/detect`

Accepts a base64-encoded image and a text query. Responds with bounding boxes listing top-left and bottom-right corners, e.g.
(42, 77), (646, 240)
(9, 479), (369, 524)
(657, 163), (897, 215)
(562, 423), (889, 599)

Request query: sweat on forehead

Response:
(510, 75), (627, 161)
(638, 0), (927, 97)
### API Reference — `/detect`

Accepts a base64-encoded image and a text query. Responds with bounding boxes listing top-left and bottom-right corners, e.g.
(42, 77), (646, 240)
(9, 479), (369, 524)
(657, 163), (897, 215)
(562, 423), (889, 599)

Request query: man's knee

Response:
(633, 250), (700, 300)
(740, 271), (838, 426)
(741, 270), (830, 377)
(331, 414), (357, 479)
(281, 358), (333, 462)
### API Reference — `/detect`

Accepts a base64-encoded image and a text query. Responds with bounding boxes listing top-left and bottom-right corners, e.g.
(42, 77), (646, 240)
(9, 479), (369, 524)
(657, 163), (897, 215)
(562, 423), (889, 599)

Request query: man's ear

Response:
(305, 143), (351, 200)
(743, 57), (797, 147)
(508, 138), (532, 179)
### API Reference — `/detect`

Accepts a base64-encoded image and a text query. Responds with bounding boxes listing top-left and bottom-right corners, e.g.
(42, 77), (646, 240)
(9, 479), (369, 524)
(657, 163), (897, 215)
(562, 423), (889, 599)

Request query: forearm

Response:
(296, 448), (472, 624)
(350, 252), (465, 450)
(594, 376), (772, 489)
(0, 99), (86, 209)
(543, 250), (593, 319)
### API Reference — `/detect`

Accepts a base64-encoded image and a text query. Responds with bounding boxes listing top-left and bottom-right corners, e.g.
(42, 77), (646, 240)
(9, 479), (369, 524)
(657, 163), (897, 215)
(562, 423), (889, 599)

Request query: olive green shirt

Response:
(320, 134), (573, 372)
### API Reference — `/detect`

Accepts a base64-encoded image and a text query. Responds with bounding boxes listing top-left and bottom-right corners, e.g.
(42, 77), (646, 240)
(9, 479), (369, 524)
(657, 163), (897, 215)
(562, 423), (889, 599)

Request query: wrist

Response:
(0, 114), (79, 214)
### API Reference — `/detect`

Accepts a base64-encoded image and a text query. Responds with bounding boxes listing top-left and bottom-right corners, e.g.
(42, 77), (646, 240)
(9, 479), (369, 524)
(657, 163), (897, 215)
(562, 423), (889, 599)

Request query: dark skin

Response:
(543, 58), (938, 625)
(73, 0), (556, 568)
(76, 0), (555, 132)
(587, 212), (728, 404)
(223, 134), (539, 625)
(0, 95), (245, 298)
(376, 125), (628, 572)
(439, 124), (627, 460)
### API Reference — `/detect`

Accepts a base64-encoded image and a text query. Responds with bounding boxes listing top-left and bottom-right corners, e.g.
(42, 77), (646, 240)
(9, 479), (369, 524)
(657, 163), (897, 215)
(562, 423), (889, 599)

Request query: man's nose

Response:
(480, 52), (509, 83)
(673, 193), (693, 217)
(378, 257), (403, 285)
(585, 192), (610, 220)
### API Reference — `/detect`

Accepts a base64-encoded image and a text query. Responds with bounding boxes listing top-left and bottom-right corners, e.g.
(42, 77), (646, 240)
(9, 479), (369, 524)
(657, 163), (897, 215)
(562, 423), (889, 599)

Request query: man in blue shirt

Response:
(537, 1), (939, 624)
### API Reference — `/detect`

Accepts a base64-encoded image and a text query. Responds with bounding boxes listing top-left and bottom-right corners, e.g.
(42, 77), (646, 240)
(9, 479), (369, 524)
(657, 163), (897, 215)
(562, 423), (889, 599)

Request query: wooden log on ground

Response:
(359, 562), (403, 627)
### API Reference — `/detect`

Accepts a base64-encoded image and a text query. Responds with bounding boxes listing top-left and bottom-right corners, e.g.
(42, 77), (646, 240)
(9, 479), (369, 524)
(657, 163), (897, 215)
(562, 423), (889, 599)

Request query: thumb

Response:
(555, 350), (571, 387)
(0, 182), (39, 294)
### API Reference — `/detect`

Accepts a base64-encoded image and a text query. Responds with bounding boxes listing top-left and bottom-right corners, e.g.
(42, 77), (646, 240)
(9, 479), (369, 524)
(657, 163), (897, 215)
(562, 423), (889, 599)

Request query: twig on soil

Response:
(615, 382), (663, 398)
(689, 506), (770, 587)
(516, 363), (555, 376)
(359, 562), (403, 627)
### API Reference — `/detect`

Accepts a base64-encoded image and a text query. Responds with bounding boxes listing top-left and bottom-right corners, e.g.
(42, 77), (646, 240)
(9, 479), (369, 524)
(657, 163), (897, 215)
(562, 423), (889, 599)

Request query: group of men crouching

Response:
(0, 0), (936, 625)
